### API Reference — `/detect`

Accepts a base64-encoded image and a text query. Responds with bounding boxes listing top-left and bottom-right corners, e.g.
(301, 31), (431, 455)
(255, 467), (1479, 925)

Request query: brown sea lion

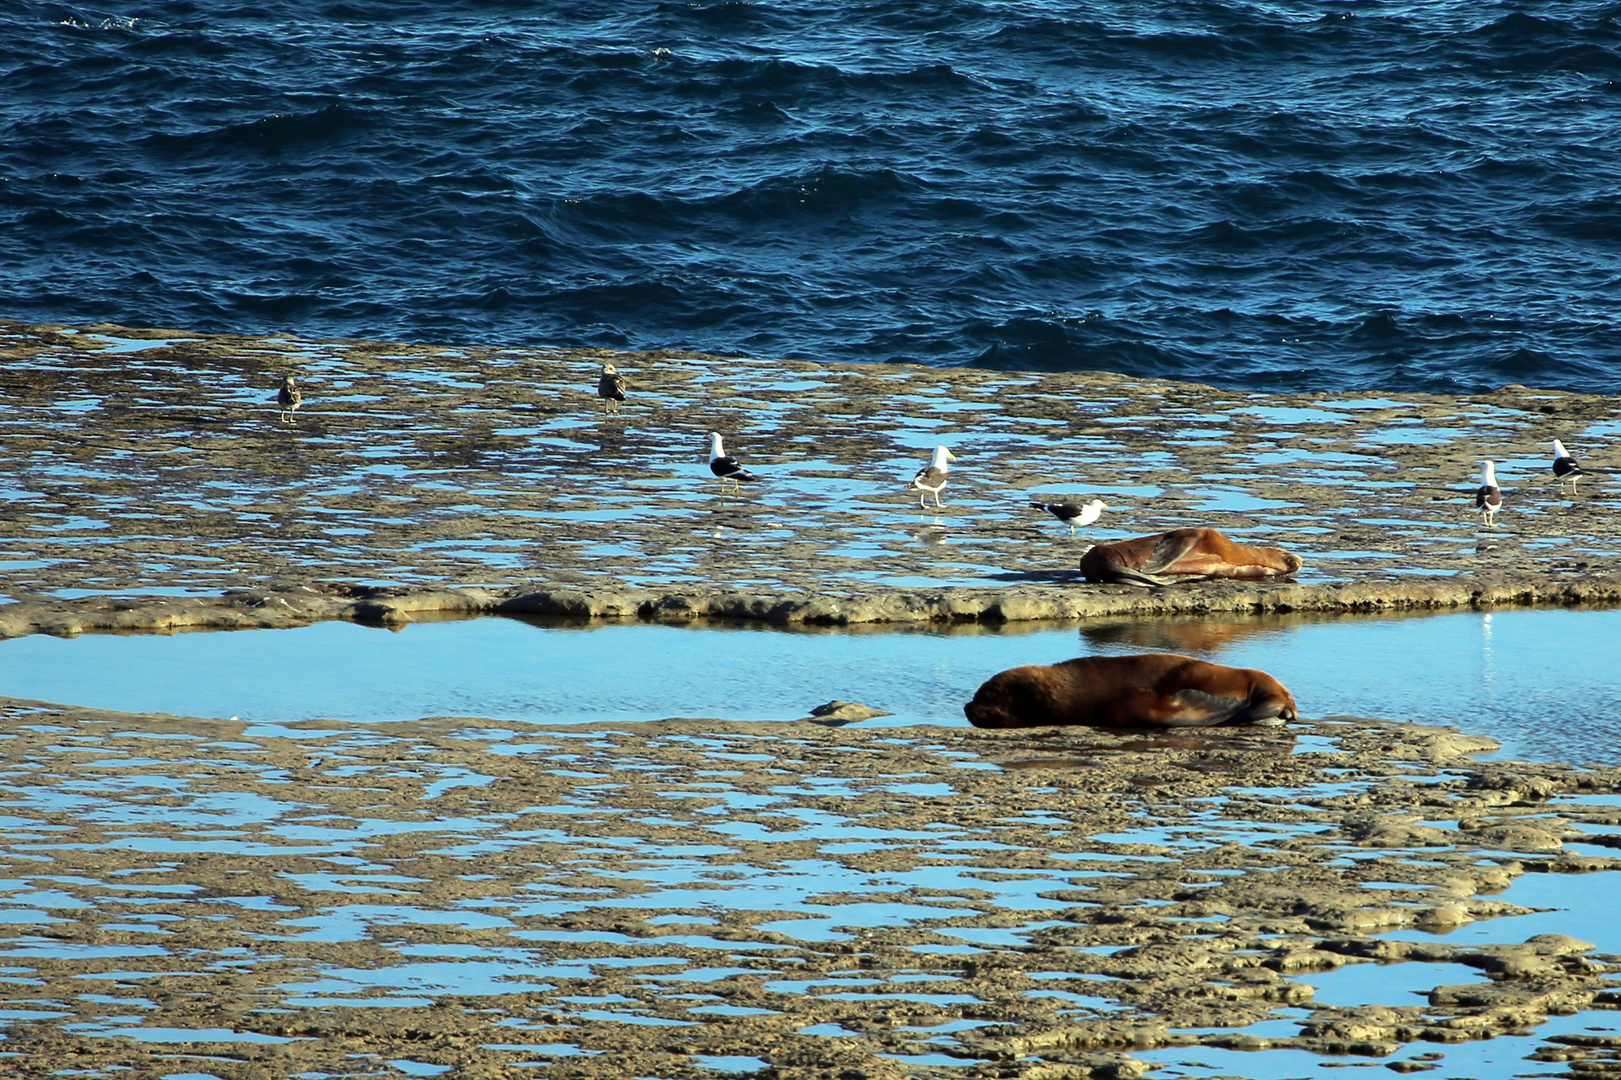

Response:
(1080, 527), (1301, 588)
(964, 652), (1297, 730)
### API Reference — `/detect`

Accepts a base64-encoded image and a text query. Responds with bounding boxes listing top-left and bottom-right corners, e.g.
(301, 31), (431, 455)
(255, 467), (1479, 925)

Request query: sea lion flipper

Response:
(1139, 531), (1204, 576)
(1167, 688), (1249, 727)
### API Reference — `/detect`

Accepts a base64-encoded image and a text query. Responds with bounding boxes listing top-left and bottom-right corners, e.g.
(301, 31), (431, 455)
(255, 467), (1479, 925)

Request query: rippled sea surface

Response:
(4, 1), (1618, 392)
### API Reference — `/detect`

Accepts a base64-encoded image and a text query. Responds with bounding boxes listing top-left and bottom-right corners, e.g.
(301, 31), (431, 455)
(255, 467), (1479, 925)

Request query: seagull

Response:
(707, 432), (759, 492)
(1552, 439), (1583, 491)
(1032, 499), (1109, 536)
(597, 363), (627, 415)
(1476, 461), (1502, 527)
(277, 376), (301, 424)
(911, 446), (956, 508)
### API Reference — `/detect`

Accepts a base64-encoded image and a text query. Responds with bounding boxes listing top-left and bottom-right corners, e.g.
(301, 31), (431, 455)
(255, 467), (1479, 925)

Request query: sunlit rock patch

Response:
(1, 320), (1619, 637)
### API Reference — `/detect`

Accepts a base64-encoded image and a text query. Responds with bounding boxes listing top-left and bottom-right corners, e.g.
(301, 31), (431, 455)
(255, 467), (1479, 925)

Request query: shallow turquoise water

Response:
(1, 607), (1617, 765)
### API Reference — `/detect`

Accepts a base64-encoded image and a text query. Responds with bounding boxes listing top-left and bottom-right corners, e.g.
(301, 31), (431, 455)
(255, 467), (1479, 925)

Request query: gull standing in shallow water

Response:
(1476, 460), (1503, 527)
(911, 446), (956, 508)
(1552, 439), (1583, 491)
(597, 363), (627, 414)
(707, 432), (759, 492)
(1032, 499), (1108, 536)
(277, 375), (301, 424)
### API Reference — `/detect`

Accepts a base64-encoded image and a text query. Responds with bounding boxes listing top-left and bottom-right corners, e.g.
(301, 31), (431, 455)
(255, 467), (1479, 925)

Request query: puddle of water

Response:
(1, 608), (1619, 764)
(1295, 960), (1482, 1007)
(1237, 406), (1351, 425)
(83, 334), (202, 354)
(62, 1022), (301, 1044)
(1193, 488), (1297, 513)
(46, 586), (224, 600)
(1364, 426), (1468, 446)
(389, 1060), (452, 1077)
(1577, 419), (1621, 440)
(695, 1055), (771, 1074)
(1384, 868), (1621, 954)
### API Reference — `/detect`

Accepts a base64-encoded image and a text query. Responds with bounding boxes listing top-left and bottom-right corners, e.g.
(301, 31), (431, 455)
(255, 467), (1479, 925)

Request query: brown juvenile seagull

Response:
(277, 375), (302, 424)
(597, 363), (627, 414)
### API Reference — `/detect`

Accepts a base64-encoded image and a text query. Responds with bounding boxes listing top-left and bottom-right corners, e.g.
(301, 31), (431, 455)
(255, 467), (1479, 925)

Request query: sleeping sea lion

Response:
(964, 652), (1297, 730)
(1080, 527), (1301, 588)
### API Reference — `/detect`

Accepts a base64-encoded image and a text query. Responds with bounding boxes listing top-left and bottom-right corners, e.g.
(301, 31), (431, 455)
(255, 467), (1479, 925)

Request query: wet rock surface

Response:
(804, 700), (895, 725)
(0, 699), (1618, 1079)
(4, 321), (1621, 1078)
(2, 320), (1620, 637)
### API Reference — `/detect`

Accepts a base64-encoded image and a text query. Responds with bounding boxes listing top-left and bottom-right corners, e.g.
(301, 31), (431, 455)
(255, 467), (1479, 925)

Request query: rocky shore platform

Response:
(1, 319), (1618, 637)
(3, 321), (1620, 1080)
(1, 698), (1618, 1080)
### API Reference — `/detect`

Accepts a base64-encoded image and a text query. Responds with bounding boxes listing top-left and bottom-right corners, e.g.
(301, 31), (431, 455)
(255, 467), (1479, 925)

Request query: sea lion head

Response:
(1237, 667), (1297, 726)
(963, 665), (1054, 729)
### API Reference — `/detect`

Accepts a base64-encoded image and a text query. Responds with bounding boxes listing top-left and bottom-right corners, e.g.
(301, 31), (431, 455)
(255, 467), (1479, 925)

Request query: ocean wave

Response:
(2, 0), (1618, 393)
(140, 101), (374, 158)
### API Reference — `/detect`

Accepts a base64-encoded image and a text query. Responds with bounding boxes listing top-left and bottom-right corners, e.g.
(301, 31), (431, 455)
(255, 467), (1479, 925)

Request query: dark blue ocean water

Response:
(3, 2), (1619, 393)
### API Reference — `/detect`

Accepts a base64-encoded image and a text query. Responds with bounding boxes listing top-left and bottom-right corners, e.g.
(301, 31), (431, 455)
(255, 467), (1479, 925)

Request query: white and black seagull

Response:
(1032, 499), (1108, 536)
(911, 445), (956, 508)
(707, 432), (759, 492)
(597, 363), (627, 414)
(1552, 439), (1583, 491)
(1476, 460), (1503, 527)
